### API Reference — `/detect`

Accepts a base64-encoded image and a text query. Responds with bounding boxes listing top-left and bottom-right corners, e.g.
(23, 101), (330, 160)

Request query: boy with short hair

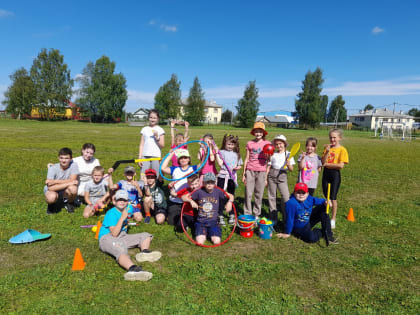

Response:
(98, 190), (162, 281)
(44, 147), (79, 214)
(178, 173), (201, 232)
(184, 172), (234, 245)
(109, 165), (144, 222)
(83, 166), (111, 218)
(142, 169), (167, 224)
(277, 183), (337, 246)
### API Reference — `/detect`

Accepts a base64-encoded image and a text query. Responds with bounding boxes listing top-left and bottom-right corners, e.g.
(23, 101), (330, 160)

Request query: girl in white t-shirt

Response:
(138, 109), (165, 181)
(72, 143), (101, 197)
(265, 135), (295, 225)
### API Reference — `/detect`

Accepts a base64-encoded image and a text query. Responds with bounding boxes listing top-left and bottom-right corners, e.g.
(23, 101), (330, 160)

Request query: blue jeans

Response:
(292, 204), (332, 243)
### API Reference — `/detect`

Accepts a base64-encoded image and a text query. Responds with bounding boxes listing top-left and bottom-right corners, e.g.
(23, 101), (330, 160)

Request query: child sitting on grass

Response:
(184, 173), (234, 245)
(108, 165), (143, 222)
(142, 168), (167, 224)
(98, 190), (162, 281)
(177, 174), (201, 232)
(44, 147), (79, 214)
(82, 166), (112, 218)
(277, 183), (337, 246)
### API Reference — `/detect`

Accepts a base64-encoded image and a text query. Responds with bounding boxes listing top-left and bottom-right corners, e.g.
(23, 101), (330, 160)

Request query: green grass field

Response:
(0, 119), (419, 314)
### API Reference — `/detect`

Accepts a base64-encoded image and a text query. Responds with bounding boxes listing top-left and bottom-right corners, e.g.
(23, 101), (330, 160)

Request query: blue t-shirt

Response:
(284, 195), (325, 234)
(98, 204), (135, 240)
(191, 187), (228, 224)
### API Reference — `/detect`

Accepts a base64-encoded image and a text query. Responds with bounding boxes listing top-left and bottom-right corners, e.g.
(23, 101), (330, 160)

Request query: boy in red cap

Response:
(277, 182), (337, 246)
(142, 168), (167, 224)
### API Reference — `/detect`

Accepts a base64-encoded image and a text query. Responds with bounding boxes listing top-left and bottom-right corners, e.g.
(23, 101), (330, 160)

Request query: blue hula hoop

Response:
(159, 140), (210, 182)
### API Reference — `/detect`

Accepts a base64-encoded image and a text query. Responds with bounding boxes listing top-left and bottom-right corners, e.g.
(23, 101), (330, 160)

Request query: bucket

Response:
(237, 215), (256, 238)
(258, 222), (274, 239)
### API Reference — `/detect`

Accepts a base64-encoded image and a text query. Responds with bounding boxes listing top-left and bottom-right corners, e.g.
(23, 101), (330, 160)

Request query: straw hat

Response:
(250, 121), (268, 136)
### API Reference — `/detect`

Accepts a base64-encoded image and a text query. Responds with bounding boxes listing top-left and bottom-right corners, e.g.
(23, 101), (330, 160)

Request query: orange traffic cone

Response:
(347, 208), (355, 222)
(71, 248), (86, 271)
(95, 221), (102, 240)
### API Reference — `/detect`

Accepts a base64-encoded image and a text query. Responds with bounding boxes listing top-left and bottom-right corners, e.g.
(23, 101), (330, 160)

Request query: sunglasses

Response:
(146, 175), (156, 179)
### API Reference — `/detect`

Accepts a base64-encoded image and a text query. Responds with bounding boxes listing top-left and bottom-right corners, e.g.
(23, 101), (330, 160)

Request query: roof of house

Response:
(133, 108), (149, 115)
(350, 108), (414, 119)
(261, 115), (290, 123)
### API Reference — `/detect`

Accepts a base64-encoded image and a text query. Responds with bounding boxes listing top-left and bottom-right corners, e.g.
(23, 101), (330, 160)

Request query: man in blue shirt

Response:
(277, 183), (337, 246)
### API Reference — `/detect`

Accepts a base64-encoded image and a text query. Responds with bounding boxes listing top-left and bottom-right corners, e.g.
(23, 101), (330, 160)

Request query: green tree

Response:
(236, 80), (260, 128)
(76, 56), (127, 122)
(295, 67), (327, 128)
(154, 74), (181, 120)
(2, 68), (35, 119)
(30, 48), (73, 120)
(327, 95), (347, 122)
(320, 94), (329, 123)
(221, 109), (233, 123)
(364, 104), (374, 111)
(183, 77), (205, 125)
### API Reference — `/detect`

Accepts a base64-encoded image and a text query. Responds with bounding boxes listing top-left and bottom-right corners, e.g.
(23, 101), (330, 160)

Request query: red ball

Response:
(263, 143), (275, 156)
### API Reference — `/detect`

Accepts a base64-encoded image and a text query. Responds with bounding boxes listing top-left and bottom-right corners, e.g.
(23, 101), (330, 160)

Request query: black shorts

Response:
(322, 168), (341, 200)
(217, 177), (236, 195)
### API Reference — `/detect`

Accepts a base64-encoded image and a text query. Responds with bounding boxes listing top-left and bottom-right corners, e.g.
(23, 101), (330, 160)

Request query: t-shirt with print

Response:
(144, 184), (167, 209)
(141, 126), (165, 157)
(84, 178), (108, 205)
(246, 140), (271, 172)
(323, 146), (349, 167)
(117, 180), (143, 206)
(169, 165), (198, 203)
(297, 154), (322, 189)
(191, 188), (227, 224)
(98, 204), (136, 240)
(269, 151), (296, 170)
(218, 150), (243, 179)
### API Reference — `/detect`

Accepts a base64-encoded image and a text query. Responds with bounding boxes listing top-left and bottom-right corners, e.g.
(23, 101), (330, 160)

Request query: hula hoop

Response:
(180, 186), (237, 248)
(159, 140), (210, 182)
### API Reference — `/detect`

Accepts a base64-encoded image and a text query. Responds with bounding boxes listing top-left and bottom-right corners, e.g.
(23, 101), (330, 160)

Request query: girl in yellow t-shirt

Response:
(321, 128), (349, 229)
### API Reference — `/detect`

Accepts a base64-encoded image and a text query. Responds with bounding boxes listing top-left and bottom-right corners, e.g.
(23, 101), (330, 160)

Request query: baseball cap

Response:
(124, 165), (136, 174)
(115, 190), (129, 201)
(176, 149), (190, 159)
(145, 169), (157, 177)
(294, 182), (308, 193)
(203, 172), (217, 183)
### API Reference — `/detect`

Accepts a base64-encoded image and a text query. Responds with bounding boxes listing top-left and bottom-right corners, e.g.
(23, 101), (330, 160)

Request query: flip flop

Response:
(9, 229), (51, 244)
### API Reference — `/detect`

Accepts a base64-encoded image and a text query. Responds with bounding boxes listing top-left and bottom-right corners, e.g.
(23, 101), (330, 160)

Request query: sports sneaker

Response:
(46, 203), (58, 215)
(64, 201), (75, 213)
(228, 214), (235, 225)
(218, 215), (226, 226)
(328, 236), (339, 245)
(73, 197), (82, 208)
(330, 219), (336, 229)
(124, 266), (153, 281)
(136, 250), (162, 263)
(144, 216), (151, 224)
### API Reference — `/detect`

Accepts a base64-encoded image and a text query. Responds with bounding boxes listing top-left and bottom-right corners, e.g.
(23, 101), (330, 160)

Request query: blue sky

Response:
(1, 0), (420, 115)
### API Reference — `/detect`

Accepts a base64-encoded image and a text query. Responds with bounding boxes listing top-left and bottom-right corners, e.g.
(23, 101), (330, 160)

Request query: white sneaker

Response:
(330, 219), (336, 229)
(124, 270), (153, 281)
(136, 251), (162, 263)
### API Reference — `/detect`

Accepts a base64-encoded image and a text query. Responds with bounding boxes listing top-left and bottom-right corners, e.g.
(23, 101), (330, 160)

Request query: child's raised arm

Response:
(161, 151), (176, 175)
(170, 119), (176, 146)
(183, 121), (190, 142)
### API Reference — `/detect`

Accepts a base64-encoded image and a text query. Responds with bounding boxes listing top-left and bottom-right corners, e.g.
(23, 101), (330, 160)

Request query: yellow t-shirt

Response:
(324, 146), (349, 165)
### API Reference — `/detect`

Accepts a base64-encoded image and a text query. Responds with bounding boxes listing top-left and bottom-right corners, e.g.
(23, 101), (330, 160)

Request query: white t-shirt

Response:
(169, 165), (197, 203)
(269, 151), (295, 170)
(73, 156), (101, 195)
(140, 126), (165, 157)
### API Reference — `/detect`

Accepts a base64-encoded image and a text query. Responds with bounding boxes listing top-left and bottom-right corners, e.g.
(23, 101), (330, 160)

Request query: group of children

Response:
(43, 109), (348, 281)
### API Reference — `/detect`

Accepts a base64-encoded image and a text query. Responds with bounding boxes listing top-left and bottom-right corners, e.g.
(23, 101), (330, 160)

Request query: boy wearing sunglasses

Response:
(277, 183), (337, 246)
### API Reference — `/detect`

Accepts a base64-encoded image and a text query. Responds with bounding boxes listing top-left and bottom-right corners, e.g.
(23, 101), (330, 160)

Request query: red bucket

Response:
(237, 215), (256, 238)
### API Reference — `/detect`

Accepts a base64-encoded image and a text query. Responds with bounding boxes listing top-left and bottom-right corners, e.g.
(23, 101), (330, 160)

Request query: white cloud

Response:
(324, 78), (420, 96)
(160, 24), (177, 32)
(74, 73), (86, 80)
(0, 9), (14, 18)
(149, 20), (156, 25)
(127, 89), (155, 103)
(372, 26), (385, 35)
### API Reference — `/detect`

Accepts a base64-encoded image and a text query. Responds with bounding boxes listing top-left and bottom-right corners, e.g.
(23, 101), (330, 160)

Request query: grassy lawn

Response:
(0, 119), (419, 314)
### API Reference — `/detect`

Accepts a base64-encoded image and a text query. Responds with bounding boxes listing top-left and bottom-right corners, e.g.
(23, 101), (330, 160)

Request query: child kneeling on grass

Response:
(277, 183), (338, 246)
(98, 190), (162, 281)
(142, 168), (167, 224)
(183, 172), (233, 245)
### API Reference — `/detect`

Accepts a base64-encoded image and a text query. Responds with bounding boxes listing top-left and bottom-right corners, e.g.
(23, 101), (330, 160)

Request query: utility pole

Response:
(334, 108), (339, 127)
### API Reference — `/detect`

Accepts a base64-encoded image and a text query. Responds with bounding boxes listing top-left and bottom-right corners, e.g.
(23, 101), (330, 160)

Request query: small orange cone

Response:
(95, 221), (102, 239)
(347, 208), (355, 222)
(71, 248), (86, 271)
